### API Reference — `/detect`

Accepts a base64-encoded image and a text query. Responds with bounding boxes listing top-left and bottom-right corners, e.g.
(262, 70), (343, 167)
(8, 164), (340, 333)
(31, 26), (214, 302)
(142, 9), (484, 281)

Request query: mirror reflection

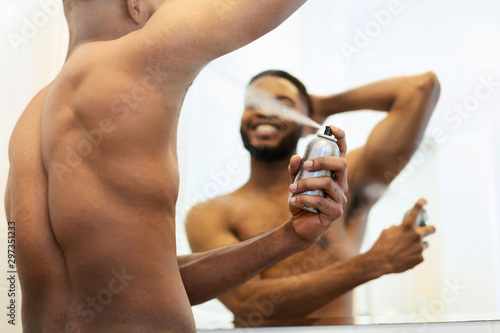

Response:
(175, 0), (500, 329)
(186, 69), (440, 327)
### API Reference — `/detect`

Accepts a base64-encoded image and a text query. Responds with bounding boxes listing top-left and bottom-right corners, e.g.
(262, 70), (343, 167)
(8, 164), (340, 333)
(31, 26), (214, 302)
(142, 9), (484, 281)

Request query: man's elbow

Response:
(415, 71), (441, 97)
(224, 298), (257, 320)
(224, 293), (277, 320)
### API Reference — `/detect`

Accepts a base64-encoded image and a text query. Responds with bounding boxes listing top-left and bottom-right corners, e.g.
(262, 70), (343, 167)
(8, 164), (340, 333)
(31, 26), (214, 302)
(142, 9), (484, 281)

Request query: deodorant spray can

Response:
(404, 208), (428, 227)
(290, 126), (340, 213)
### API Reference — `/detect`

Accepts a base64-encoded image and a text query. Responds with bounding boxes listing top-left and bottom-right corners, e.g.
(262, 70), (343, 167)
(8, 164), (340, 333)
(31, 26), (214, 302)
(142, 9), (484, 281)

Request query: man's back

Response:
(7, 39), (196, 332)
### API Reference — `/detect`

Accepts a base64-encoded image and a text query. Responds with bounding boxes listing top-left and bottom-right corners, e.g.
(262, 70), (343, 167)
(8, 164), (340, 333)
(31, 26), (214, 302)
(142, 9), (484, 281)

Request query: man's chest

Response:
(227, 197), (360, 277)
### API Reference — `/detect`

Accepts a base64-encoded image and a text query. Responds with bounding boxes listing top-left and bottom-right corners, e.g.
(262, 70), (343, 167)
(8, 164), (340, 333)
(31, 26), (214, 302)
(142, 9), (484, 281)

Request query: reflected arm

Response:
(184, 200), (386, 318)
(218, 250), (386, 319)
(312, 72), (440, 120)
(318, 73), (441, 205)
(184, 199), (432, 318)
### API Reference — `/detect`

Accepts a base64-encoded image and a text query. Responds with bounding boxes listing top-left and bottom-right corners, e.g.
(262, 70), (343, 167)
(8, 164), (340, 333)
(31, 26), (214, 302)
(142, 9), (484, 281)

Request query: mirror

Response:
(174, 0), (500, 329)
(0, 0), (499, 331)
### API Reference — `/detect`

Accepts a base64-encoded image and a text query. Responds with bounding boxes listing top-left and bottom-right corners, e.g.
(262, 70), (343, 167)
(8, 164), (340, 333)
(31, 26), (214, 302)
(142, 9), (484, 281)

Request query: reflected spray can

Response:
(404, 208), (429, 227)
(290, 126), (340, 213)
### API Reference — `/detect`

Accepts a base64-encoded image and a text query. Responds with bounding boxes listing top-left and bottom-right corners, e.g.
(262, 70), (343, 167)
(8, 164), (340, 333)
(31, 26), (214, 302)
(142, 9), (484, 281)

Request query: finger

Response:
(324, 184), (347, 208)
(302, 156), (348, 193)
(416, 254), (424, 265)
(402, 198), (427, 228)
(289, 194), (342, 221)
(328, 125), (347, 158)
(416, 225), (436, 238)
(290, 177), (346, 206)
(288, 155), (302, 183)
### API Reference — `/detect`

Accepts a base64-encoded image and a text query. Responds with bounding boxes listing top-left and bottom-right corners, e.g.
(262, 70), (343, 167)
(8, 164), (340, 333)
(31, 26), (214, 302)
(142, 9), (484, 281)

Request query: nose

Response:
(255, 111), (278, 120)
(250, 104), (278, 119)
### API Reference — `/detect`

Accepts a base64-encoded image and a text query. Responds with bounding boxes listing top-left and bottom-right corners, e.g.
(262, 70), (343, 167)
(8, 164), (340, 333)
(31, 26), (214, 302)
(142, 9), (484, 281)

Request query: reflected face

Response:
(240, 76), (309, 161)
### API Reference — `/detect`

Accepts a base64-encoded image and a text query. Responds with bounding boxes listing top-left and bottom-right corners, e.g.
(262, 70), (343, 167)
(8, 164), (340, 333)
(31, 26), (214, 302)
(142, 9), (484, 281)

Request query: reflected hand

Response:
(369, 199), (436, 274)
(309, 94), (338, 124)
(287, 126), (348, 247)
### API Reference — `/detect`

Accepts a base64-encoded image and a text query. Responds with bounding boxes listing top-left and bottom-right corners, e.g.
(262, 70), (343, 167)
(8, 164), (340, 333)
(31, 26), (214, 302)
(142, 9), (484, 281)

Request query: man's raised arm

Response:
(128, 0), (307, 78)
(311, 72), (440, 193)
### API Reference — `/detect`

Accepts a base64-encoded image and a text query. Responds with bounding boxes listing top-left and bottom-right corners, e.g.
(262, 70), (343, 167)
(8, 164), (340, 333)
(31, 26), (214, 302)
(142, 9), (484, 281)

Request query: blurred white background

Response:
(1, 0), (499, 332)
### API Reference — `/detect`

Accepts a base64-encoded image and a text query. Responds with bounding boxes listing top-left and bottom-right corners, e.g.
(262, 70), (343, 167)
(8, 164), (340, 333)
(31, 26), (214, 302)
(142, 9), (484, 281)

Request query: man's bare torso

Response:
(6, 42), (195, 333)
(212, 160), (371, 319)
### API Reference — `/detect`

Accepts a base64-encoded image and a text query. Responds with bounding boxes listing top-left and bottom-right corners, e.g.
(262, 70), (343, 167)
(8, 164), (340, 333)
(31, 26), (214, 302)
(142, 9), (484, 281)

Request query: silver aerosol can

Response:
(404, 207), (429, 227)
(290, 126), (340, 213)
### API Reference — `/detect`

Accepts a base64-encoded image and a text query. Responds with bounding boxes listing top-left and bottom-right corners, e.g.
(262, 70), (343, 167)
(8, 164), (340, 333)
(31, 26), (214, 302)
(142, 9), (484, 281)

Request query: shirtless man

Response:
(4, 2), (351, 332)
(186, 70), (441, 323)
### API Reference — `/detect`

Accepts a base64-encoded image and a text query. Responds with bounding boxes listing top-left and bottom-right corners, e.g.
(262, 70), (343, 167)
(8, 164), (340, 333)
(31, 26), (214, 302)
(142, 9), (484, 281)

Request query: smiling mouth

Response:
(254, 124), (279, 134)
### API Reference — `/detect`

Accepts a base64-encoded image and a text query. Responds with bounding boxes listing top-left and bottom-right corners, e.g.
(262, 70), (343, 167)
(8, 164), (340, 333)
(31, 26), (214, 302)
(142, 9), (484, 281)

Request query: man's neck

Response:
(246, 156), (294, 193)
(65, 3), (133, 59)
(67, 29), (122, 59)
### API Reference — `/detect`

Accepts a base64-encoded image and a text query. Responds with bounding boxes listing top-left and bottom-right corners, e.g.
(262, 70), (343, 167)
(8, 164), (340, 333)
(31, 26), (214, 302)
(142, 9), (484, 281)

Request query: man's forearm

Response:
(316, 72), (439, 117)
(224, 249), (388, 319)
(178, 221), (308, 305)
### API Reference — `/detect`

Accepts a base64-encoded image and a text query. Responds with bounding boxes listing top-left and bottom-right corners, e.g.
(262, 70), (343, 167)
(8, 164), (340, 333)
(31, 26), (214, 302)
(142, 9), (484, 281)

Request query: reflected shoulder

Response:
(186, 193), (238, 225)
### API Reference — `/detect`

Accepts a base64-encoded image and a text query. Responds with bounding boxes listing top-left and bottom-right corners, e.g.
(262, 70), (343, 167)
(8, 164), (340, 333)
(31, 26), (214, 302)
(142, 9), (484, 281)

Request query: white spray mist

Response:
(244, 87), (322, 129)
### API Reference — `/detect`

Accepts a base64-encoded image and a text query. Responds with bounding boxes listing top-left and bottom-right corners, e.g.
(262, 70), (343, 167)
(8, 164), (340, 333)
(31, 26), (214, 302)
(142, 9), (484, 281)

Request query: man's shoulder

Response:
(188, 192), (240, 217)
(185, 193), (242, 244)
(56, 43), (124, 85)
(186, 188), (254, 228)
(48, 42), (154, 116)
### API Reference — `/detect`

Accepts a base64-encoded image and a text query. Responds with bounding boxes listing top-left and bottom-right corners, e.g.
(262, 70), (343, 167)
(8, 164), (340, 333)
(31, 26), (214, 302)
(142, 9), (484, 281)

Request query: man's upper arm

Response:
(122, 0), (306, 79)
(186, 199), (239, 253)
(351, 73), (440, 189)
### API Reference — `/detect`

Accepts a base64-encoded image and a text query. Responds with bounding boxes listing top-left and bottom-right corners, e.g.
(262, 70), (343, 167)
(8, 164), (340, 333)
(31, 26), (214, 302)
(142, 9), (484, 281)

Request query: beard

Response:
(240, 125), (303, 162)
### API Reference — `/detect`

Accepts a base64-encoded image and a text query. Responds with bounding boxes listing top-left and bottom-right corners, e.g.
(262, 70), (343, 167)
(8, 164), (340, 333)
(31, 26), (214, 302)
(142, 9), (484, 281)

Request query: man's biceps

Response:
(200, 232), (241, 253)
(185, 220), (218, 250)
(189, 231), (232, 252)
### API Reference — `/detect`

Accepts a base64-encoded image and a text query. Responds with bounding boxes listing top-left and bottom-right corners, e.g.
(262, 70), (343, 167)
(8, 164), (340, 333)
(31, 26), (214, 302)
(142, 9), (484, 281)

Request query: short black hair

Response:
(248, 70), (313, 116)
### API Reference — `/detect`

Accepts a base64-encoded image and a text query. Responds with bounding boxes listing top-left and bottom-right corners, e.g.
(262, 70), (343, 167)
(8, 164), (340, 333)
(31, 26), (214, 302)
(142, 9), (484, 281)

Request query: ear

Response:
(126, 0), (143, 24)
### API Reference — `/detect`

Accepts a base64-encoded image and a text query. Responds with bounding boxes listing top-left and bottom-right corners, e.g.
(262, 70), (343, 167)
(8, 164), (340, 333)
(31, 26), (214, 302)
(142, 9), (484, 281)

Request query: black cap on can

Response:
(324, 126), (333, 136)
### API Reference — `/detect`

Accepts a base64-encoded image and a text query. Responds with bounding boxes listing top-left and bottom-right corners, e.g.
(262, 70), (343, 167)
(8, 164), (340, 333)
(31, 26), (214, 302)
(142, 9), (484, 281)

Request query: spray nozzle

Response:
(324, 126), (333, 136)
